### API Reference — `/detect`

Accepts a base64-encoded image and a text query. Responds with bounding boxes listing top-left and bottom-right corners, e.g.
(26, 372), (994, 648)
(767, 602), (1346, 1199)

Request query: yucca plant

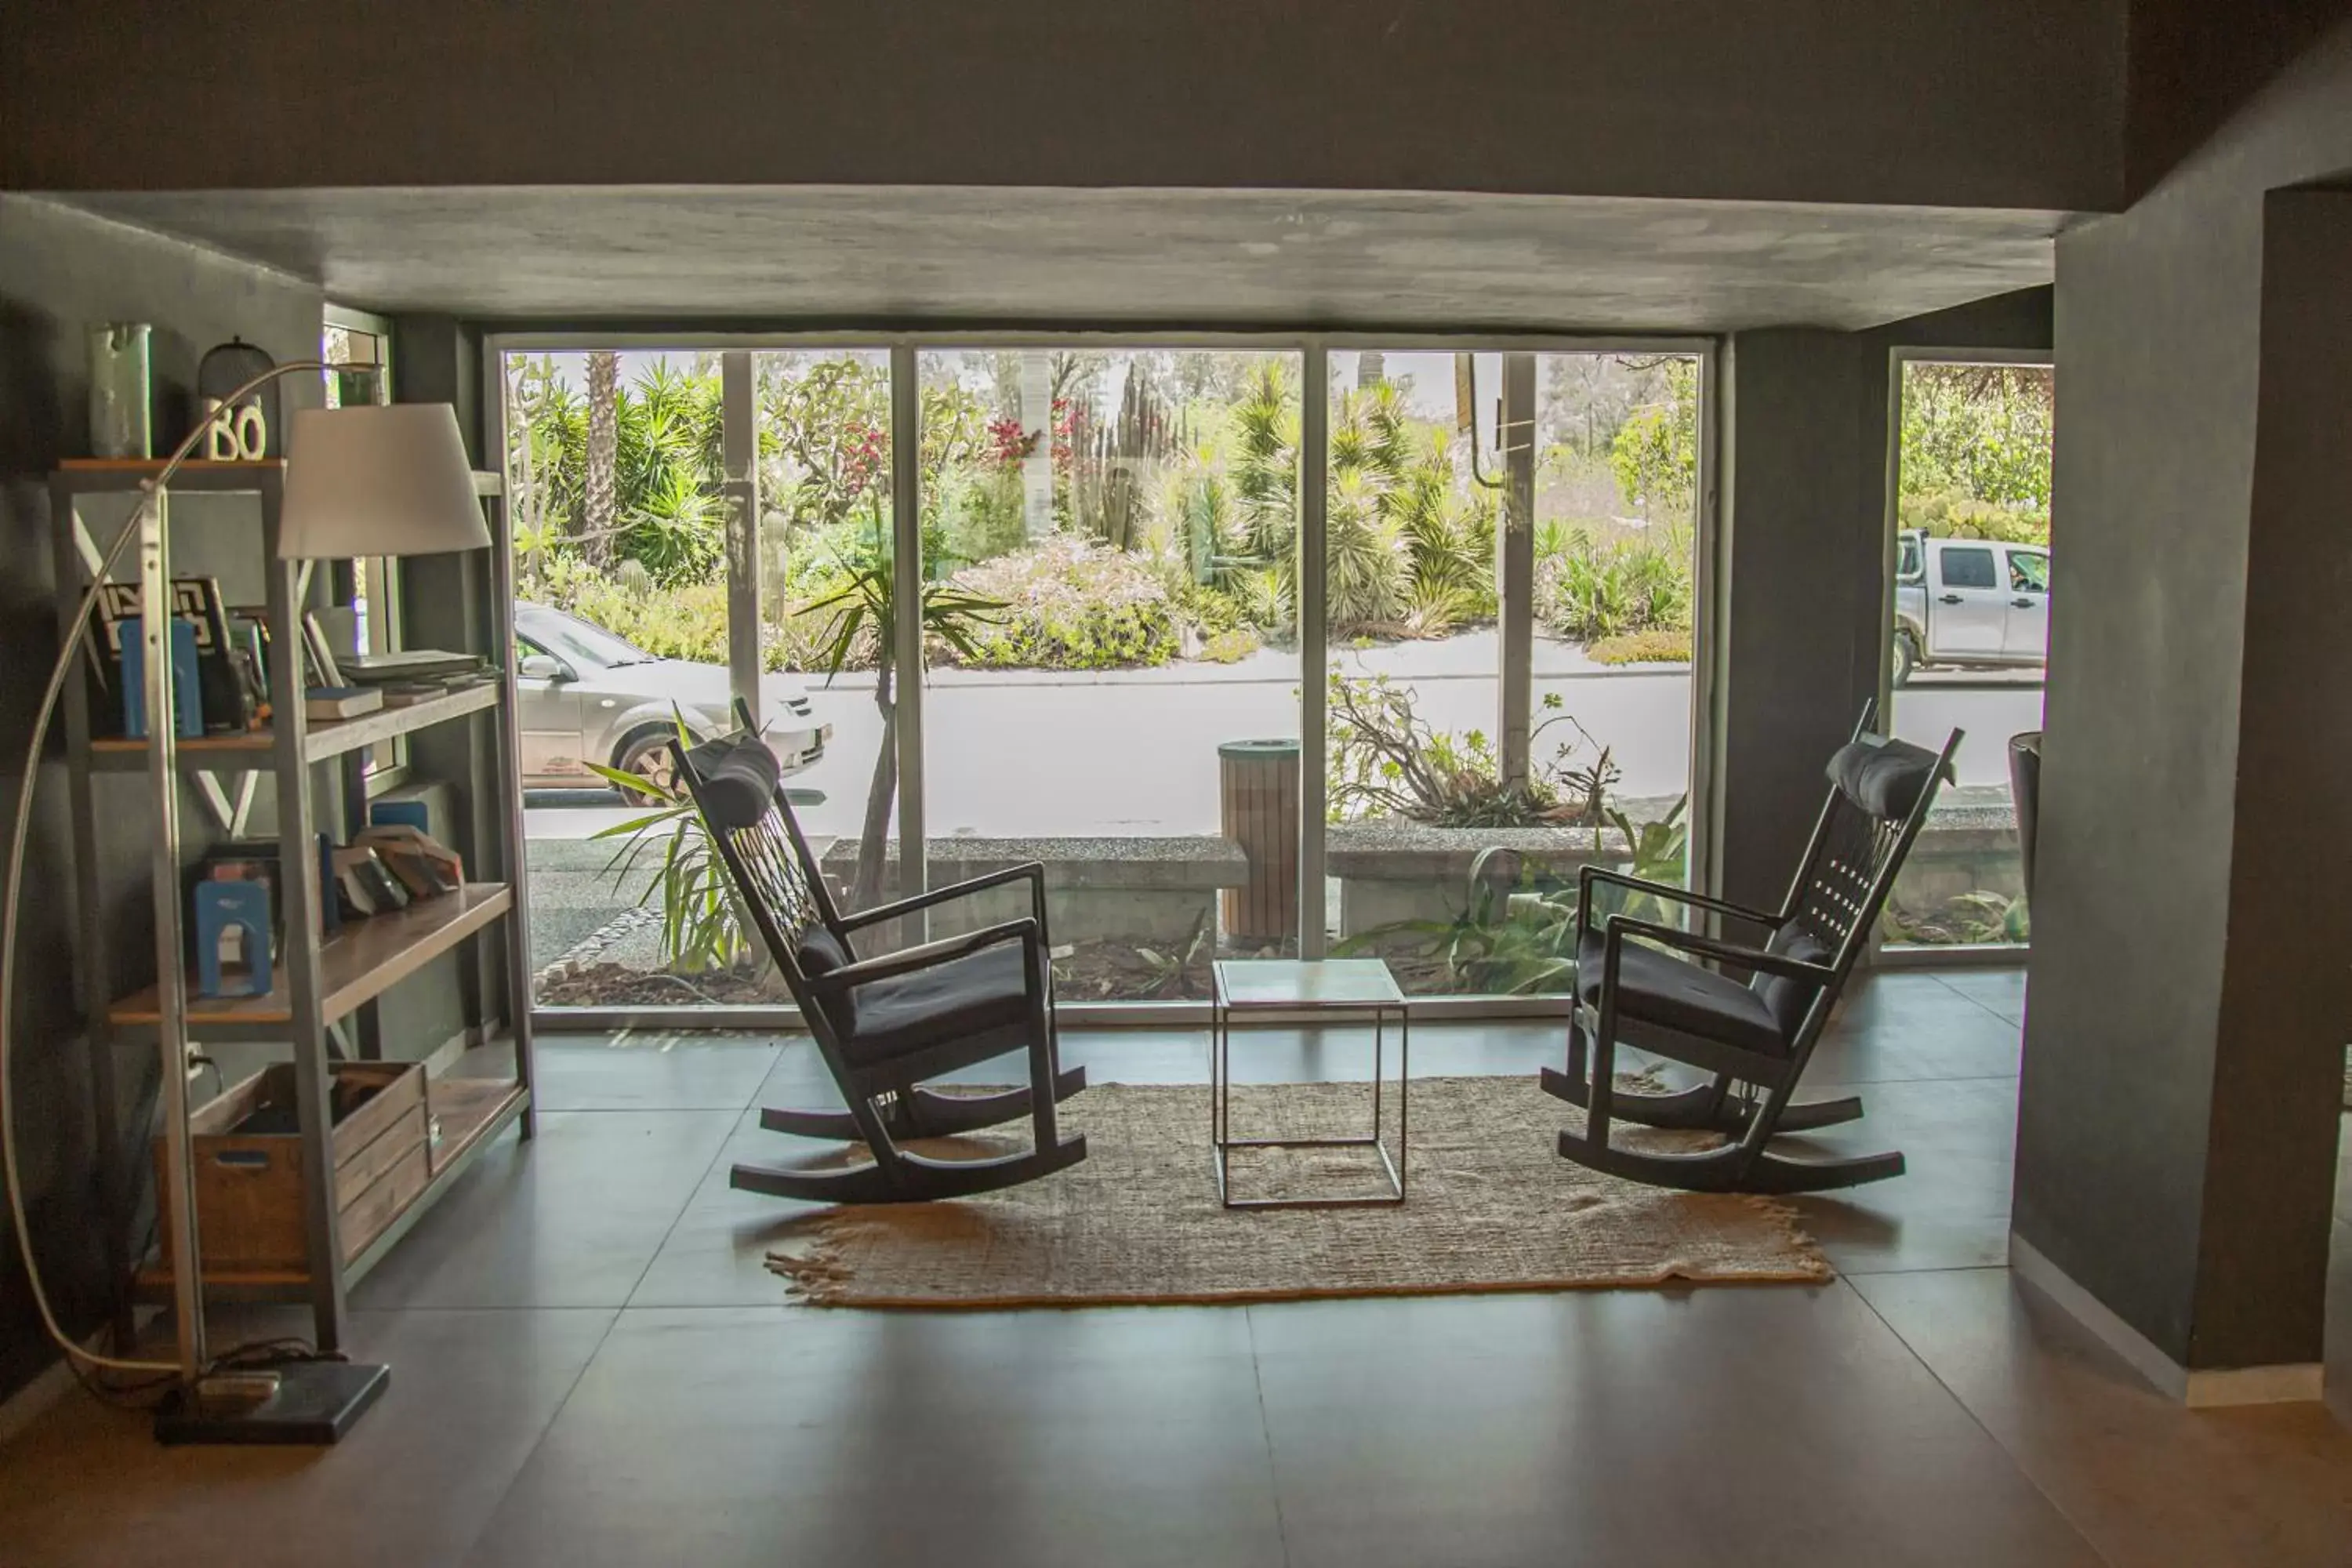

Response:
(801, 495), (1007, 910)
(584, 712), (747, 977)
(1229, 564), (1294, 633)
(1324, 467), (1406, 633)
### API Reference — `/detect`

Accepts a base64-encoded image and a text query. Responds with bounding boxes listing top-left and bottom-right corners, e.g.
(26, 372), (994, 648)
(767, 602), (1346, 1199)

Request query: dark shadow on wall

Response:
(0, 292), (113, 1399)
(0, 195), (323, 1404)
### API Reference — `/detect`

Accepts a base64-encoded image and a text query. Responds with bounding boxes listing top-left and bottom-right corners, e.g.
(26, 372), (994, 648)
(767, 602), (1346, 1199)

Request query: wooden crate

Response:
(154, 1060), (429, 1280)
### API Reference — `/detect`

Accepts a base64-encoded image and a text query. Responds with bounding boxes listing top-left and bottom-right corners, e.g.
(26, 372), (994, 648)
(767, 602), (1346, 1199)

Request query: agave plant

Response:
(1599, 797), (1690, 926)
(1338, 845), (1580, 995)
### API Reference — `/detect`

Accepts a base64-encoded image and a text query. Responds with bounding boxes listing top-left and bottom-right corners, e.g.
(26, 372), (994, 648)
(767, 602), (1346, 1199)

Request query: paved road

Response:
(526, 633), (2042, 844)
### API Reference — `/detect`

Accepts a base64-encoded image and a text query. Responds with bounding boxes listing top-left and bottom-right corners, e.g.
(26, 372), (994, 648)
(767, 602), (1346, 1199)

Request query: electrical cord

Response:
(2, 360), (342, 1385)
(2, 503), (179, 1376)
(3, 503), (338, 1399)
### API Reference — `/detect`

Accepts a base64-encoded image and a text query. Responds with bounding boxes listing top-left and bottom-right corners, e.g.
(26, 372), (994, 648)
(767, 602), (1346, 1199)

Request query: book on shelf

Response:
(339, 648), (485, 684)
(305, 685), (384, 721)
(330, 846), (411, 920)
(354, 824), (463, 900)
(90, 576), (252, 736)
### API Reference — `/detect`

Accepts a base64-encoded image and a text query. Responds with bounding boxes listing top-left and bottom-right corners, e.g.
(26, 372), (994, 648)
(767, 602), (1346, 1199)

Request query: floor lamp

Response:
(0, 373), (488, 1443)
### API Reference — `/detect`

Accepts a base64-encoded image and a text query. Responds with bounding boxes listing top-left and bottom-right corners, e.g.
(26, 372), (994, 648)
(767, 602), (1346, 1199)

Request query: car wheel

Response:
(613, 730), (684, 805)
(1891, 630), (1920, 689)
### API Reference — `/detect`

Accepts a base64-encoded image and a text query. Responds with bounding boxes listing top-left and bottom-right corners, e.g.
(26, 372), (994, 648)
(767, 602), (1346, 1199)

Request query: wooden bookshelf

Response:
(108, 883), (514, 1031)
(88, 680), (499, 771)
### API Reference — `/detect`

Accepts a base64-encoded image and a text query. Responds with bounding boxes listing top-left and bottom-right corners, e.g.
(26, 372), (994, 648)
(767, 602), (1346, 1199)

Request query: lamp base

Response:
(154, 1360), (390, 1445)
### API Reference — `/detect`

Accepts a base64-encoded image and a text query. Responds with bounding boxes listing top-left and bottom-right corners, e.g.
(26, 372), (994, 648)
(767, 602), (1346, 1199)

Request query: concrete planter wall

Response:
(1893, 800), (2025, 907)
(1327, 823), (1620, 935)
(818, 836), (1248, 945)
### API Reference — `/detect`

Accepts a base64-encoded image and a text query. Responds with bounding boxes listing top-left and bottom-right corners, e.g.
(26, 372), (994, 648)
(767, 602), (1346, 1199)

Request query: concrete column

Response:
(1713, 329), (1878, 913)
(720, 351), (760, 721)
(2013, 190), (2352, 1399)
(1497, 353), (1536, 790)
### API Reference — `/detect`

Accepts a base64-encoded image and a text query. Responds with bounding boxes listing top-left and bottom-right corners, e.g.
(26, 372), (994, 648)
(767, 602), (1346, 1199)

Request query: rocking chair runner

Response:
(1543, 704), (1960, 1194)
(674, 724), (1087, 1203)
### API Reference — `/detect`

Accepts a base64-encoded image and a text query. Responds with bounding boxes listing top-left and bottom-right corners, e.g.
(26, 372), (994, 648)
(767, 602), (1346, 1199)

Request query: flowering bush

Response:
(948, 535), (1181, 670)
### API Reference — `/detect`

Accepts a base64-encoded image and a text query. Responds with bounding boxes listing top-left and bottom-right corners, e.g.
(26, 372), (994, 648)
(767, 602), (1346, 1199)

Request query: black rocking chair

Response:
(674, 724), (1087, 1203)
(1542, 703), (1959, 1193)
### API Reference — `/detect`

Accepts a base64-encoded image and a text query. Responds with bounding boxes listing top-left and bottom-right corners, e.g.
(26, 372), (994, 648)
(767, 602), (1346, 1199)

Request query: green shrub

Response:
(949, 535), (1180, 670)
(1200, 626), (1260, 663)
(1588, 630), (1692, 665)
(1537, 528), (1693, 643)
(1899, 488), (2049, 546)
(936, 464), (1031, 569)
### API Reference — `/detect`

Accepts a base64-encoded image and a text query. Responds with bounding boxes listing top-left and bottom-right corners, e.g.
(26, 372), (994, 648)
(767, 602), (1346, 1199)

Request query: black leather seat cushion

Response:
(1577, 927), (1791, 1058)
(833, 939), (1039, 1067)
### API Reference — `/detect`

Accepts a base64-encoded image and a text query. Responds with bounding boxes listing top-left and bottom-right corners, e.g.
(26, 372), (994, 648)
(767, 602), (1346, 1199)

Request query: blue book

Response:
(368, 800), (432, 833)
(119, 616), (204, 739)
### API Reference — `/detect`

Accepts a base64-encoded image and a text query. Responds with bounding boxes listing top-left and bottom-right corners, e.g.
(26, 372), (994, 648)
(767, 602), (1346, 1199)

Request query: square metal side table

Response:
(1210, 958), (1408, 1208)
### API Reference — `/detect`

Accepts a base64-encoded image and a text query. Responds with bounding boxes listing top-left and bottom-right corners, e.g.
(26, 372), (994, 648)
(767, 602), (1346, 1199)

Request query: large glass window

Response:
(324, 310), (405, 782)
(496, 335), (1711, 1015)
(916, 348), (1303, 998)
(501, 347), (897, 1006)
(1326, 349), (1700, 996)
(1882, 357), (2053, 949)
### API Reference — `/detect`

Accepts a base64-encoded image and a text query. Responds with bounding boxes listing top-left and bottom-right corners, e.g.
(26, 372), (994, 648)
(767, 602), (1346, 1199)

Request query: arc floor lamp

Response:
(2, 365), (489, 1443)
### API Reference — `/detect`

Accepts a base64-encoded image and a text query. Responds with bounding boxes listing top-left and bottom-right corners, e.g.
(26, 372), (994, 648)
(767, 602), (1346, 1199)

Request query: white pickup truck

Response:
(1892, 530), (2050, 686)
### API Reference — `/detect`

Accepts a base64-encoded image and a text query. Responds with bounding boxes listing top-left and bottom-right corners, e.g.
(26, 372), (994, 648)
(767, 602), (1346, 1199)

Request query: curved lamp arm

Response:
(0, 358), (357, 1381)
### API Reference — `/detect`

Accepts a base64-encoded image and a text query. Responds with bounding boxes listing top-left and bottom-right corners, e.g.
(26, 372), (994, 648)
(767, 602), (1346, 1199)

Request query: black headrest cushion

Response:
(687, 735), (780, 830)
(1826, 735), (1943, 821)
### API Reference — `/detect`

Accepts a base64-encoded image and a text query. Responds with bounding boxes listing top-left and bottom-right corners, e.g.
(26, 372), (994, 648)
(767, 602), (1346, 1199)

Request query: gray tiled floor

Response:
(5, 967), (2350, 1566)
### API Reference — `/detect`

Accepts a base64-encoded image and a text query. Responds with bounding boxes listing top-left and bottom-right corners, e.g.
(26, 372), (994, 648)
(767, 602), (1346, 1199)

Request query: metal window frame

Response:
(1873, 344), (2053, 964)
(486, 328), (1719, 1031)
(325, 303), (413, 794)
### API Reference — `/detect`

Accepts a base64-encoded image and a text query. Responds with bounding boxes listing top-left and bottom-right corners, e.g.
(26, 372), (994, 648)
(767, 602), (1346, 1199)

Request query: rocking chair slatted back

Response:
(1773, 702), (1955, 975)
(1790, 796), (1905, 960)
(671, 728), (844, 1023)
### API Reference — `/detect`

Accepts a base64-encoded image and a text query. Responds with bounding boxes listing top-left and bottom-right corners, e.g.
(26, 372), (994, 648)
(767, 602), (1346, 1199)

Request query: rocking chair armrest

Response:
(837, 862), (1049, 932)
(806, 918), (1041, 990)
(1576, 865), (1782, 936)
(1596, 916), (1837, 985)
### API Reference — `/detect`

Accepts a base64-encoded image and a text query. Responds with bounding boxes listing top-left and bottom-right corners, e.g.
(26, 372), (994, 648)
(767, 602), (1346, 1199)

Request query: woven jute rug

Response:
(765, 1076), (1831, 1308)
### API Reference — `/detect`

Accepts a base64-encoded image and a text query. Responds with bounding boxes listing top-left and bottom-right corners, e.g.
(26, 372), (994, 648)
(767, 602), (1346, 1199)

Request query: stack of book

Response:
(337, 649), (499, 709)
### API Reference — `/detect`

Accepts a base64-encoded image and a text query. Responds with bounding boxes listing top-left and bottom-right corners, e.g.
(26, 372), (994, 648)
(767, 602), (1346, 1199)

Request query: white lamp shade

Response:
(278, 403), (490, 558)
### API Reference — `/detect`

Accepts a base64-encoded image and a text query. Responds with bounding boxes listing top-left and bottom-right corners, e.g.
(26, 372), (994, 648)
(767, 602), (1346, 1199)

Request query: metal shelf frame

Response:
(49, 461), (536, 1357)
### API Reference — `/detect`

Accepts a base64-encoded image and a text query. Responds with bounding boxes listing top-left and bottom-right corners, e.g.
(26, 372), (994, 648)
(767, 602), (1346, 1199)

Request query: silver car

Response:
(513, 603), (829, 799)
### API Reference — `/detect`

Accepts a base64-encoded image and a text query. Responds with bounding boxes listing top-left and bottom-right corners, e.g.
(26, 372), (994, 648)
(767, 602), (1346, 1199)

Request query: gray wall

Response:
(2126, 0), (2352, 196)
(1, 1), (2125, 212)
(0, 195), (323, 1402)
(1715, 290), (2051, 913)
(2019, 20), (2352, 1370)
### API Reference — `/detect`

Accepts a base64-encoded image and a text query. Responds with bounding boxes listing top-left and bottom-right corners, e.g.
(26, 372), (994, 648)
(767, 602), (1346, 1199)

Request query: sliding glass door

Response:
(1322, 347), (1702, 996)
(499, 345), (898, 1008)
(916, 347), (1304, 998)
(498, 333), (1712, 1019)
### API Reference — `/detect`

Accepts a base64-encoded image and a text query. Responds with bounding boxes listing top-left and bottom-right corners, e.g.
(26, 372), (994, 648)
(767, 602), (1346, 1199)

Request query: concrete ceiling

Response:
(55, 185), (2070, 333)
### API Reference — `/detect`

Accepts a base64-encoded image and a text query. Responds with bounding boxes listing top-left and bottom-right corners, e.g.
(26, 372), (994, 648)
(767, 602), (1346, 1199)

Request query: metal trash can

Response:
(1218, 739), (1299, 943)
(2009, 731), (2042, 898)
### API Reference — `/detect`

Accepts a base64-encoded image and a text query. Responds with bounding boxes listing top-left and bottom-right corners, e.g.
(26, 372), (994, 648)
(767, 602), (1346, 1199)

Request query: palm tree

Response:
(583, 350), (620, 565)
(800, 499), (1004, 911)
